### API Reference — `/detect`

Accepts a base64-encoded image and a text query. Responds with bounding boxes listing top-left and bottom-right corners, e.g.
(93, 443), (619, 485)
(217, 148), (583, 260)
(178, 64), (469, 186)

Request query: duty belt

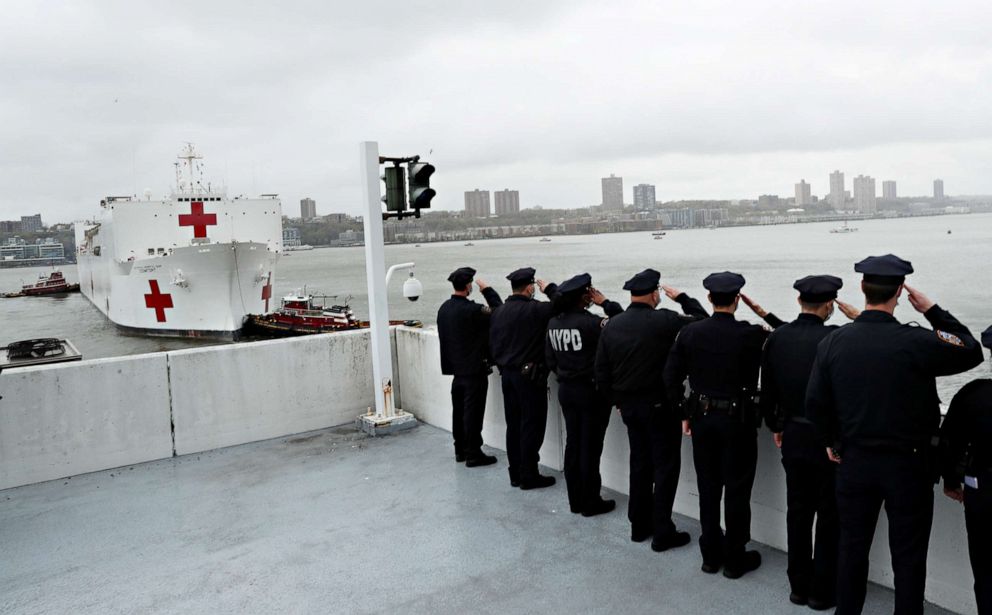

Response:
(788, 416), (814, 426)
(695, 393), (740, 414)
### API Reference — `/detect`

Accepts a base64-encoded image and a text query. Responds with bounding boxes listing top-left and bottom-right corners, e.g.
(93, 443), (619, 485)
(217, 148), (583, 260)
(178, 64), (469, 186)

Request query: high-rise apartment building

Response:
(494, 189), (520, 216)
(794, 180), (812, 207)
(853, 175), (876, 214)
(882, 180), (897, 199)
(464, 189), (491, 218)
(601, 174), (624, 211)
(934, 179), (945, 200)
(633, 184), (656, 210)
(829, 170), (845, 209)
(300, 198), (317, 219)
(19, 214), (42, 232)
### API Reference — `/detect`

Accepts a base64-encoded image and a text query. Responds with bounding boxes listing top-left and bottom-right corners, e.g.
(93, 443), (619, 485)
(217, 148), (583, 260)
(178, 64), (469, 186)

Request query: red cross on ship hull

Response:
(144, 280), (174, 322)
(178, 201), (217, 238)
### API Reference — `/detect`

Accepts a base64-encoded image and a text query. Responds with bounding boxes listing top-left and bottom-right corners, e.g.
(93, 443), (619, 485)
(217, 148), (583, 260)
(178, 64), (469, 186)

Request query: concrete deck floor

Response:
(1, 424), (959, 615)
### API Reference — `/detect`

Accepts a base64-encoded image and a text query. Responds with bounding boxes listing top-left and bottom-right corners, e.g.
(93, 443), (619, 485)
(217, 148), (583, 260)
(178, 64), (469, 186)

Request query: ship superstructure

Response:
(74, 144), (282, 338)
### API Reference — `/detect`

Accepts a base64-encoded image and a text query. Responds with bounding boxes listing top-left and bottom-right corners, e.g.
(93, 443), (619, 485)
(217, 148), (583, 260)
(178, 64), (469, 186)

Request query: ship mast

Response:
(176, 143), (204, 195)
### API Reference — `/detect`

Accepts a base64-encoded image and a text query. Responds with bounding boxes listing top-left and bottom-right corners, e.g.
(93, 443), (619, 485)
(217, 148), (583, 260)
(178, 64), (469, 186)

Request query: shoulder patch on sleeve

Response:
(481, 306), (492, 315)
(600, 317), (609, 328)
(936, 330), (964, 346)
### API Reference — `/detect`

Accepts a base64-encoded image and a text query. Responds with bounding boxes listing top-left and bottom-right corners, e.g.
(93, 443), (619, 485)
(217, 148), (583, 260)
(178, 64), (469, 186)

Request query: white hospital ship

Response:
(75, 144), (283, 339)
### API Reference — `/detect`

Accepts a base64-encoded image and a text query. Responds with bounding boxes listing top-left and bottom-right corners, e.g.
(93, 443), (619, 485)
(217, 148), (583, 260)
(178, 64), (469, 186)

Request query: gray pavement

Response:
(0, 424), (958, 614)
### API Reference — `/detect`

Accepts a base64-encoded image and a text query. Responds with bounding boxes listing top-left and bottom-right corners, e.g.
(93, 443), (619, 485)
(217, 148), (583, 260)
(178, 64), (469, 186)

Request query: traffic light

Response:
(381, 165), (408, 213)
(408, 161), (436, 211)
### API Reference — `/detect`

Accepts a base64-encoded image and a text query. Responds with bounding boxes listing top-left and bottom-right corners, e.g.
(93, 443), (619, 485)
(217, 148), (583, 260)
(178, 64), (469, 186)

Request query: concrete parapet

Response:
(0, 354), (173, 491)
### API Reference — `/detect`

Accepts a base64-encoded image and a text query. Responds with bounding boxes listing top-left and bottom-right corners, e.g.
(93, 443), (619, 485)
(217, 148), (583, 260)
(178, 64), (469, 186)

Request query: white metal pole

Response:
(360, 141), (392, 418)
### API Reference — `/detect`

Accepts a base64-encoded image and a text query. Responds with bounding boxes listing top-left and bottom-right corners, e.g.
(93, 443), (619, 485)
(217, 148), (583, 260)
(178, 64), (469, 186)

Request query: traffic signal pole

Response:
(357, 141), (416, 435)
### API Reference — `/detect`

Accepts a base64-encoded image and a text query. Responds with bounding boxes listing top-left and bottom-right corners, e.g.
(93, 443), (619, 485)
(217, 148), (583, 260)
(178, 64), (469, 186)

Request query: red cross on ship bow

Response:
(178, 201), (217, 238)
(144, 280), (174, 322)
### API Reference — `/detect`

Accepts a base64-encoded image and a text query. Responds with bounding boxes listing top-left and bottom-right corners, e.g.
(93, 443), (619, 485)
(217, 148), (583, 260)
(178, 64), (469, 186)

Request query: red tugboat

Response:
(244, 291), (421, 337)
(2, 270), (81, 298)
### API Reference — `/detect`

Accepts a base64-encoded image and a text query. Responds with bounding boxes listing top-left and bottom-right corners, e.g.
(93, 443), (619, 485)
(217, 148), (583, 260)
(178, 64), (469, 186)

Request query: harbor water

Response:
(1, 213), (989, 400)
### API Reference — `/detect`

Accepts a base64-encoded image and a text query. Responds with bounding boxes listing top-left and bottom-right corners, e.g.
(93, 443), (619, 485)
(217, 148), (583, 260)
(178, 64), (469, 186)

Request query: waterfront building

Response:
(300, 198), (317, 220)
(853, 175), (877, 214)
(669, 208), (694, 228)
(633, 184), (656, 210)
(464, 189), (491, 218)
(882, 180), (897, 199)
(829, 170), (845, 209)
(794, 180), (812, 207)
(0, 237), (65, 263)
(20, 214), (42, 232)
(322, 213), (350, 223)
(494, 189), (520, 216)
(601, 174), (623, 211)
(0, 220), (20, 233)
(934, 179), (945, 200)
(283, 227), (302, 247)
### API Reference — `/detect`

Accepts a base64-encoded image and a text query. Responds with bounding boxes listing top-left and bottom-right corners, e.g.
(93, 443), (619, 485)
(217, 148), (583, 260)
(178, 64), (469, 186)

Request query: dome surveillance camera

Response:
(403, 273), (423, 302)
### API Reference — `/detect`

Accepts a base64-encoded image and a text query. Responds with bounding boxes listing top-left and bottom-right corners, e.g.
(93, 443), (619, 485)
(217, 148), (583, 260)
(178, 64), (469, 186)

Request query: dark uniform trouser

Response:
(451, 374), (488, 457)
(964, 475), (992, 615)
(691, 411), (758, 567)
(781, 421), (838, 602)
(558, 379), (611, 512)
(619, 400), (682, 540)
(500, 369), (549, 483)
(835, 446), (934, 615)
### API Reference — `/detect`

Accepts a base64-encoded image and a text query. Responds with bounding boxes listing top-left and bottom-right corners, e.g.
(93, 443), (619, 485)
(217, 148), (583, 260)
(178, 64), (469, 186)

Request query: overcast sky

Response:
(3, 0), (992, 222)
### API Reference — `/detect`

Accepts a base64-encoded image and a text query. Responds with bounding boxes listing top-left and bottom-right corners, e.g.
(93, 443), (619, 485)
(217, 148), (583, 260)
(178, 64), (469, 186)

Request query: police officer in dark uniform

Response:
(437, 267), (503, 467)
(760, 275), (859, 610)
(595, 269), (707, 550)
(490, 267), (560, 489)
(664, 271), (769, 578)
(806, 254), (984, 615)
(939, 325), (992, 615)
(546, 273), (623, 516)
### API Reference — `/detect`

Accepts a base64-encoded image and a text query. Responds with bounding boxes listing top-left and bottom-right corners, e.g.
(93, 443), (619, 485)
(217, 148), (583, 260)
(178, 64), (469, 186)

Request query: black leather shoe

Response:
(465, 453), (497, 467)
(455, 453), (466, 463)
(651, 531), (691, 552)
(789, 592), (808, 606)
(519, 475), (556, 490)
(806, 597), (835, 611)
(700, 561), (722, 574)
(509, 470), (520, 487)
(723, 550), (761, 579)
(581, 499), (616, 517)
(570, 506), (582, 514)
(631, 527), (652, 543)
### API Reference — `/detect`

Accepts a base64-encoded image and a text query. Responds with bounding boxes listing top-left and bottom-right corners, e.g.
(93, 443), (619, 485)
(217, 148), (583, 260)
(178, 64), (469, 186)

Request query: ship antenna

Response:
(177, 142), (203, 194)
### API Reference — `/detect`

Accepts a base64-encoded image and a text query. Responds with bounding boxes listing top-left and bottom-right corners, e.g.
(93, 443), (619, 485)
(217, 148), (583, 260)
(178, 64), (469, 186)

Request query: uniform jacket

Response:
(806, 306), (984, 449)
(545, 300), (623, 382)
(436, 287), (502, 376)
(939, 378), (992, 488)
(595, 294), (707, 404)
(489, 284), (560, 370)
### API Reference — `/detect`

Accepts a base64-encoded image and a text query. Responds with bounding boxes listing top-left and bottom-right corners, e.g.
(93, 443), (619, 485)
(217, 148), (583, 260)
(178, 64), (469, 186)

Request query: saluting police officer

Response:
(595, 269), (707, 550)
(760, 275), (859, 610)
(806, 254), (984, 615)
(437, 267), (503, 467)
(664, 271), (769, 578)
(490, 267), (560, 490)
(939, 325), (992, 615)
(545, 273), (623, 516)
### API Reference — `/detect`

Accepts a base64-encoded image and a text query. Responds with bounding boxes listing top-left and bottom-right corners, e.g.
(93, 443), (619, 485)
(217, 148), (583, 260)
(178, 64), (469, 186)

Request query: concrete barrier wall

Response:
(395, 327), (977, 615)
(0, 354), (174, 491)
(169, 330), (378, 455)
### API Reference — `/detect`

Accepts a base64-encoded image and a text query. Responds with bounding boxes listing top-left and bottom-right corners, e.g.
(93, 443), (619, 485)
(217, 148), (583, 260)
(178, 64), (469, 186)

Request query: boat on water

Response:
(651, 231), (667, 236)
(539, 237), (551, 242)
(464, 242), (474, 247)
(74, 144), (282, 339)
(2, 270), (80, 298)
(0, 338), (81, 369)
(284, 244), (314, 252)
(830, 220), (858, 234)
(245, 291), (421, 337)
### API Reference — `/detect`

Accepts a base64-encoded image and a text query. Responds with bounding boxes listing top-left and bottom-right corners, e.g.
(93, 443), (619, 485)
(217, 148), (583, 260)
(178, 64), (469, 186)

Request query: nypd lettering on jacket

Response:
(549, 328), (584, 352)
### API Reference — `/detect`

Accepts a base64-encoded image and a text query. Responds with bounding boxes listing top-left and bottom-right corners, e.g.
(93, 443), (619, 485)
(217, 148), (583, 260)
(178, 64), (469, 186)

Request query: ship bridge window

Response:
(157, 248), (165, 254)
(148, 248), (155, 255)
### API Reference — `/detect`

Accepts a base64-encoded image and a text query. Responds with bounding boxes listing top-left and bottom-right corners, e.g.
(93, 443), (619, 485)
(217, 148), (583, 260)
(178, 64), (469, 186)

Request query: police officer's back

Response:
(806, 254), (984, 615)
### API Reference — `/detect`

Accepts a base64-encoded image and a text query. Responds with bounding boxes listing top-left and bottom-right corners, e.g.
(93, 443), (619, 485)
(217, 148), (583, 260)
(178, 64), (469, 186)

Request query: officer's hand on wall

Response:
(661, 285), (682, 300)
(836, 299), (861, 320)
(682, 420), (692, 436)
(773, 432), (783, 448)
(904, 285), (935, 314)
(943, 485), (964, 503)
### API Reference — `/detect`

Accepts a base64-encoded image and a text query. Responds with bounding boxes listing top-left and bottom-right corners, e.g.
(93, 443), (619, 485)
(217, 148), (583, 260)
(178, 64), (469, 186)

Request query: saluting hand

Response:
(836, 299), (860, 320)
(536, 279), (549, 293)
(588, 287), (606, 305)
(904, 285), (935, 314)
(661, 285), (682, 301)
(740, 293), (768, 318)
(475, 278), (489, 291)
